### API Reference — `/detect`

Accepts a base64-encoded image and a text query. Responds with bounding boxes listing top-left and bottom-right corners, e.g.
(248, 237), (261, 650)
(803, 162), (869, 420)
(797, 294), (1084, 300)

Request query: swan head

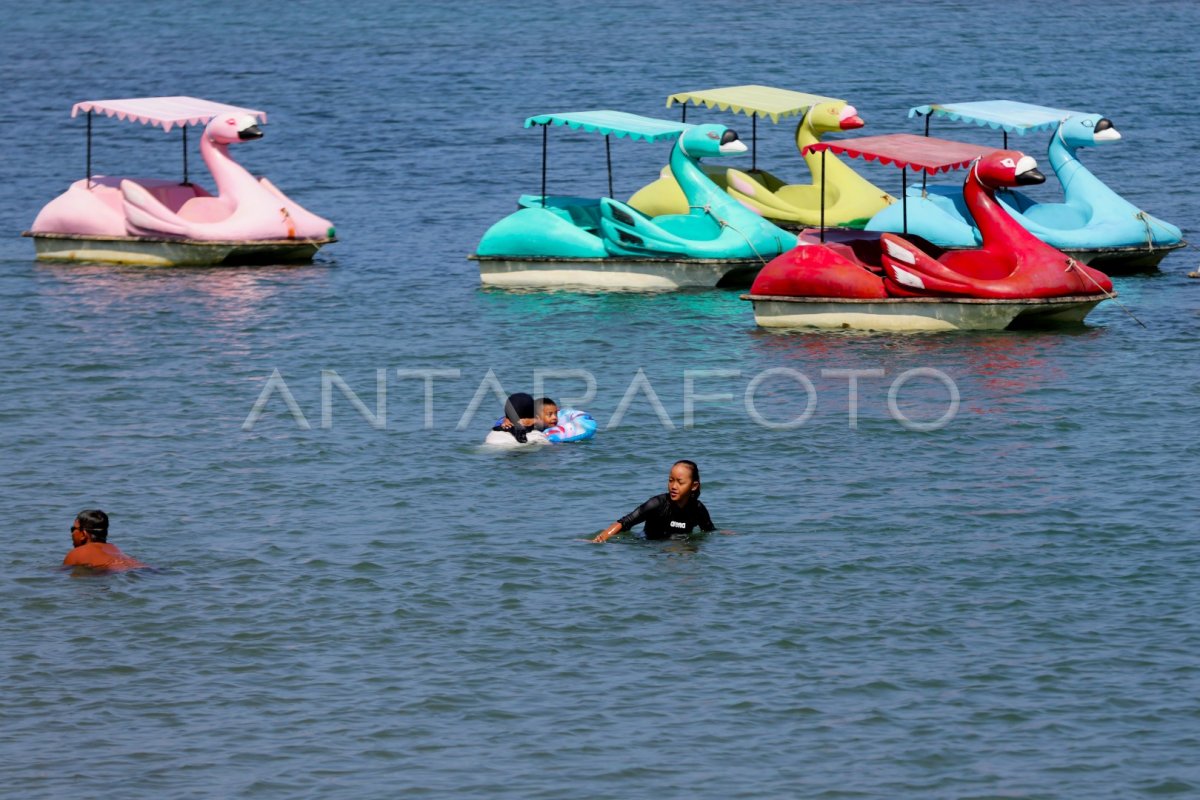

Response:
(1058, 114), (1121, 148)
(974, 149), (1045, 189)
(677, 124), (747, 160)
(205, 112), (265, 145)
(806, 101), (865, 133)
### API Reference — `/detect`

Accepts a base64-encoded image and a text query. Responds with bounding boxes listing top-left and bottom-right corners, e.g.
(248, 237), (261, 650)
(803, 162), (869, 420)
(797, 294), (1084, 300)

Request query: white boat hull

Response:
(25, 232), (334, 267)
(471, 255), (763, 290)
(743, 294), (1105, 332)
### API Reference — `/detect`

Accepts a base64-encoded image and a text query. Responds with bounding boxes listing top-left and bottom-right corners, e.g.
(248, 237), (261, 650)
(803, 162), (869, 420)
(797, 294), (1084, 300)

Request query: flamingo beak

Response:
(238, 124), (264, 141)
(839, 105), (864, 130)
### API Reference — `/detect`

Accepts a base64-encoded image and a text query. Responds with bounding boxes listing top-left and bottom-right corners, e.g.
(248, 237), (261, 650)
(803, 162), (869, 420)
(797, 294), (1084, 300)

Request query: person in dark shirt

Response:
(593, 460), (715, 542)
(497, 395), (558, 432)
(493, 392), (538, 443)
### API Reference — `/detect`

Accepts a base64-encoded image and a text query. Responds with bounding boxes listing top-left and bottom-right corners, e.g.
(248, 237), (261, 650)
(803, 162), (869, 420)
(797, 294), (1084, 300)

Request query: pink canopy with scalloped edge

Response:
(70, 96), (267, 132)
(803, 134), (996, 175)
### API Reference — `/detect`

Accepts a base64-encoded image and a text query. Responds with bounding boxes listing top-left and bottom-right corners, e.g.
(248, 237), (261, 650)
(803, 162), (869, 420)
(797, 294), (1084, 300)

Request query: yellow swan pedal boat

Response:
(628, 85), (895, 229)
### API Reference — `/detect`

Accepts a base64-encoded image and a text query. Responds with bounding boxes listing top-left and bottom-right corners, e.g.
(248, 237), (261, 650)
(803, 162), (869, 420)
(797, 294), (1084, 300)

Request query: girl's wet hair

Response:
(674, 460), (701, 496)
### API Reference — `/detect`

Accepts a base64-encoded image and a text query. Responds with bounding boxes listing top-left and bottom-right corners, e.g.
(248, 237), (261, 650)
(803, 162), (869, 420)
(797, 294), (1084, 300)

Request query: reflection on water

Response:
(37, 261), (333, 325)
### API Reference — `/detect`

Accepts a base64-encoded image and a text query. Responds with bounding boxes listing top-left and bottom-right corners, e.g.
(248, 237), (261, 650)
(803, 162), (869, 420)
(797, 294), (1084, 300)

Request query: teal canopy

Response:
(908, 100), (1094, 135)
(524, 110), (688, 142)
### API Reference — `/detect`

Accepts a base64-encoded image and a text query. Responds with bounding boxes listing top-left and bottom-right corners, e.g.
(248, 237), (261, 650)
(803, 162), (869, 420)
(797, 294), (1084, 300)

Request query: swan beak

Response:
(719, 129), (748, 155)
(1093, 117), (1122, 143)
(238, 124), (264, 141)
(839, 105), (864, 130)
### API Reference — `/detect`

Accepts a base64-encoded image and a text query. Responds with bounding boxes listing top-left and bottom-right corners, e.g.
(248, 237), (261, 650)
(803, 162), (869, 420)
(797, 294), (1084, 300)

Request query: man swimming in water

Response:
(63, 509), (147, 571)
(593, 460), (716, 542)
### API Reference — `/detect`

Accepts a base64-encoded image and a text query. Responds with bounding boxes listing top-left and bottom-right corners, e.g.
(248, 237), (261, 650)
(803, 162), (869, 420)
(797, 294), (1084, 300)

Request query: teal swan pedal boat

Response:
(470, 110), (795, 290)
(865, 100), (1185, 271)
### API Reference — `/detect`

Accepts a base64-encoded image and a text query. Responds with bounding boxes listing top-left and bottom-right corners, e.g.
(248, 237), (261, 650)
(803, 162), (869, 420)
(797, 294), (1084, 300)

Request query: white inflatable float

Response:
(483, 429), (550, 448)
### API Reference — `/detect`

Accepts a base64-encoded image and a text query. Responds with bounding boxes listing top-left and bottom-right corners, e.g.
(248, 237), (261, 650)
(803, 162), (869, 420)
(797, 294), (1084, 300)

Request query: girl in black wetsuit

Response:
(593, 460), (715, 542)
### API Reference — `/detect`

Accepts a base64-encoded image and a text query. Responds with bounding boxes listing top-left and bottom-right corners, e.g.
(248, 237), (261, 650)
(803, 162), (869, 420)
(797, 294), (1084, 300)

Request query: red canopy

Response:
(803, 133), (996, 174)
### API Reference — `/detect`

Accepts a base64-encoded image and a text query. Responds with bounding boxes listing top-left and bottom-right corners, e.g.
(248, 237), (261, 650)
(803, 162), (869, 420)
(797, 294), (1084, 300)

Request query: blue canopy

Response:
(908, 100), (1094, 135)
(524, 110), (689, 142)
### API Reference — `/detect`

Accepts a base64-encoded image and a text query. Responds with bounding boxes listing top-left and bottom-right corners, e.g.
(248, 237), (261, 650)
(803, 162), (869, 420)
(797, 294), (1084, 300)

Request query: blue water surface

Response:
(1, 2), (1199, 798)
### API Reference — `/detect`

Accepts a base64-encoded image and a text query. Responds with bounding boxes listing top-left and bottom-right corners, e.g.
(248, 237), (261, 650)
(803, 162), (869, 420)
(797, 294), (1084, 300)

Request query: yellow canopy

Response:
(666, 85), (841, 123)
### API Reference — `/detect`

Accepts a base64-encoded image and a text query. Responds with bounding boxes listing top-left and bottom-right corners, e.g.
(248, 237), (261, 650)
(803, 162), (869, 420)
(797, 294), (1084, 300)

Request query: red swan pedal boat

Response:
(743, 134), (1115, 331)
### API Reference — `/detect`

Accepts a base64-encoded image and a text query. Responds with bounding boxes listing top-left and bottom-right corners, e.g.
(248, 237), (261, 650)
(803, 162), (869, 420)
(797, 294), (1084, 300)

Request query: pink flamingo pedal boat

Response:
(743, 134), (1116, 331)
(25, 97), (336, 266)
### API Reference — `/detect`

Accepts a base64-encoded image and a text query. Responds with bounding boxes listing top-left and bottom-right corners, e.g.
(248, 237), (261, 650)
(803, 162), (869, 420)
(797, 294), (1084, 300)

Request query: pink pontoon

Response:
(25, 97), (336, 266)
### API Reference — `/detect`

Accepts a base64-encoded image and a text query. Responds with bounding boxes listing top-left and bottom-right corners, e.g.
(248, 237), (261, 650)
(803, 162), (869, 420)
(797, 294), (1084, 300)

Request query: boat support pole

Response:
(820, 150), (826, 243)
(922, 115), (929, 193)
(86, 110), (92, 190)
(752, 114), (757, 171)
(902, 167), (908, 235)
(681, 104), (686, 123)
(541, 123), (547, 208)
(182, 126), (189, 185)
(1003, 131), (1008, 149)
(605, 134), (613, 198)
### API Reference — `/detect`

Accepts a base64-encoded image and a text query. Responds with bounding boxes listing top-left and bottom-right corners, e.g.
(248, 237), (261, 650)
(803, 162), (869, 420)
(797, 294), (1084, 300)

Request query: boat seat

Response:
(1021, 203), (1089, 229)
(564, 203), (602, 233)
(179, 196), (234, 223)
(519, 195), (602, 233)
(654, 213), (720, 241)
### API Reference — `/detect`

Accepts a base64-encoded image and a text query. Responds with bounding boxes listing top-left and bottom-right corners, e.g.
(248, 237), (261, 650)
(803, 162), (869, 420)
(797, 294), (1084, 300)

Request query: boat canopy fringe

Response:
(71, 96), (267, 132)
(667, 85), (839, 123)
(523, 111), (688, 142)
(805, 134), (998, 175)
(908, 100), (1093, 135)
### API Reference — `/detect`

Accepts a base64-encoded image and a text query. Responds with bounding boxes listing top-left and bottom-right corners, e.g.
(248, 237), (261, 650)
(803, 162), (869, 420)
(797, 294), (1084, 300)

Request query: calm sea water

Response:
(2, 1), (1199, 798)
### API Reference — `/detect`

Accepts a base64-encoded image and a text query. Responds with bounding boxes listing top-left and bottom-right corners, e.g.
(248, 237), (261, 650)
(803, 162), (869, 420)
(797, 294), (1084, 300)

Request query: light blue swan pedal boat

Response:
(470, 110), (796, 289)
(865, 100), (1184, 271)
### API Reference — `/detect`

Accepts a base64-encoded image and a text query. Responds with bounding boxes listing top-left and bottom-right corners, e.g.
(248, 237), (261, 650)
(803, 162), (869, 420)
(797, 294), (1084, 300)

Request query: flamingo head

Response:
(678, 124), (747, 159)
(807, 101), (864, 133)
(1058, 114), (1121, 148)
(974, 149), (1045, 189)
(205, 113), (265, 145)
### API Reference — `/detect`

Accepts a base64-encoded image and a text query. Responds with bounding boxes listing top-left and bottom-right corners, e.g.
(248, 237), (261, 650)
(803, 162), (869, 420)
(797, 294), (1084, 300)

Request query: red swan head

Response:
(973, 149), (1045, 190)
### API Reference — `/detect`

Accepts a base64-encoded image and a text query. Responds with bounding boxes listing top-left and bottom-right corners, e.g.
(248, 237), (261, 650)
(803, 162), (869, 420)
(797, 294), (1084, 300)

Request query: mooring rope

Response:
(1066, 257), (1146, 328)
(1135, 211), (1157, 253)
(687, 202), (771, 265)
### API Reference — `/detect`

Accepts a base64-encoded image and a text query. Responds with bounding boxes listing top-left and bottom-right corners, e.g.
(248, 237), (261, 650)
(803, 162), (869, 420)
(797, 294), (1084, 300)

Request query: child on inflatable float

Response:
(484, 394), (597, 447)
